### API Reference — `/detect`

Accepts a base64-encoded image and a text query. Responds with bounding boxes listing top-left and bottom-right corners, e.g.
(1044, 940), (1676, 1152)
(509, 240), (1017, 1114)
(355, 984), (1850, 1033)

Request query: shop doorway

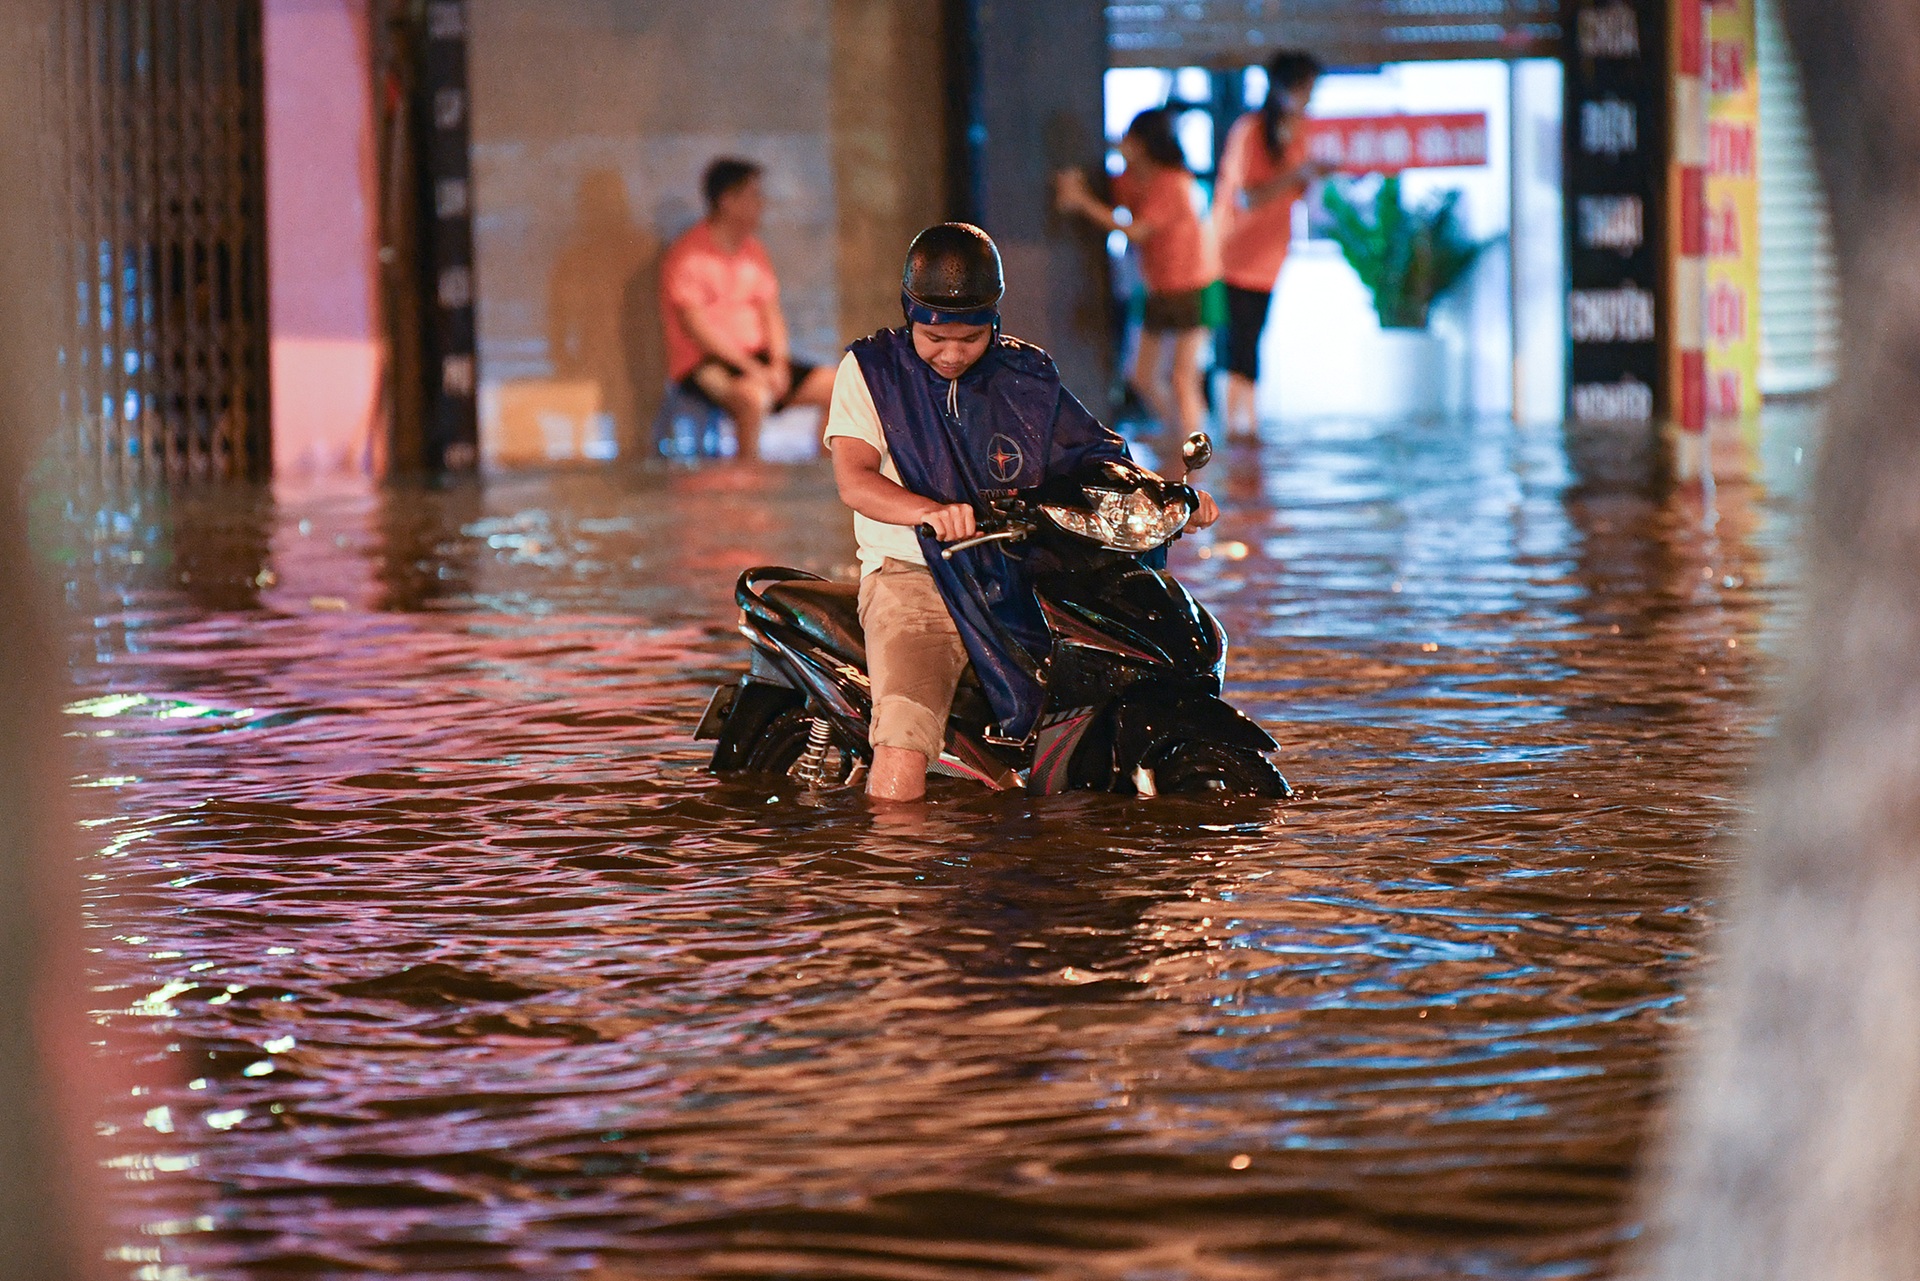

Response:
(1100, 57), (1565, 425)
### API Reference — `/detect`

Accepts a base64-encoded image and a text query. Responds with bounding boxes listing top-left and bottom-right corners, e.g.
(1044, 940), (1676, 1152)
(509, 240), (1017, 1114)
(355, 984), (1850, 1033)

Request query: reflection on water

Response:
(56, 414), (1807, 1279)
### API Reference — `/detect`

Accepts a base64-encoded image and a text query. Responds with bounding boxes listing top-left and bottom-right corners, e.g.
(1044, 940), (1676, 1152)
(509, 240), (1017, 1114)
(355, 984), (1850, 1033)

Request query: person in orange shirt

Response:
(1056, 108), (1218, 444)
(1215, 51), (1327, 440)
(659, 158), (834, 460)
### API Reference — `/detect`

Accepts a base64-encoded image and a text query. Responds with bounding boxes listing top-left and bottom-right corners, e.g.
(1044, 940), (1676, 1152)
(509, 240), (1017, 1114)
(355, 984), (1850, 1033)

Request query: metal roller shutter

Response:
(45, 0), (273, 481)
(1756, 0), (1837, 394)
(1107, 0), (1563, 68)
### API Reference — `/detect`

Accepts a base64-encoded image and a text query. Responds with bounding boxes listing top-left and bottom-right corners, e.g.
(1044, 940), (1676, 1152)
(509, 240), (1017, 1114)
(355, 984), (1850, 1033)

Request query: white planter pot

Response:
(1263, 249), (1464, 420)
(1364, 327), (1448, 419)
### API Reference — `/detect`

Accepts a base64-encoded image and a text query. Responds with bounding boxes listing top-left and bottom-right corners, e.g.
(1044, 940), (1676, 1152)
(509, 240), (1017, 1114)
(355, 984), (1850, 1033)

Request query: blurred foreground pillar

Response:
(949, 0), (1113, 410)
(1639, 2), (1920, 1278)
(3, 3), (111, 1277)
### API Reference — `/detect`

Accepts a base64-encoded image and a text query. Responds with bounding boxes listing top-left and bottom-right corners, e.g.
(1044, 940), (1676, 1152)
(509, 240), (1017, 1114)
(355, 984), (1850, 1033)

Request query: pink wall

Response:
(264, 0), (383, 478)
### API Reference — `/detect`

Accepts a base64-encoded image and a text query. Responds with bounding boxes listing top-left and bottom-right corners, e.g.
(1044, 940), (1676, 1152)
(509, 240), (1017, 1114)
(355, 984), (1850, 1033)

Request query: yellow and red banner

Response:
(1704, 0), (1761, 418)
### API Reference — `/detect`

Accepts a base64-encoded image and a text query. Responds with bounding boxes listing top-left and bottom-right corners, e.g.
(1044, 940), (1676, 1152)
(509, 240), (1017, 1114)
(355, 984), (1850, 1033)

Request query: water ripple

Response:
(50, 415), (1810, 1278)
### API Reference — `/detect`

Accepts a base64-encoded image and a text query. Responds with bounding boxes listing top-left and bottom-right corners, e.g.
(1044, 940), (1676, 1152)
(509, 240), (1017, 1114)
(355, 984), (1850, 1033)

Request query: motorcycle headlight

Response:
(1041, 489), (1191, 553)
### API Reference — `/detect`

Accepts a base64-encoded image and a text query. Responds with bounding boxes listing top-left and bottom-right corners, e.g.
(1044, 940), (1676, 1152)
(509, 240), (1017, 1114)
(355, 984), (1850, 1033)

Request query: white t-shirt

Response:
(822, 351), (928, 576)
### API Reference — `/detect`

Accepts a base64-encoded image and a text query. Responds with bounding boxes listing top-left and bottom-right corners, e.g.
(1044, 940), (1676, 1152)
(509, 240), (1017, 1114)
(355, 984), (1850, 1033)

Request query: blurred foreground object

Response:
(1, 3), (111, 1278)
(1640, 2), (1920, 1278)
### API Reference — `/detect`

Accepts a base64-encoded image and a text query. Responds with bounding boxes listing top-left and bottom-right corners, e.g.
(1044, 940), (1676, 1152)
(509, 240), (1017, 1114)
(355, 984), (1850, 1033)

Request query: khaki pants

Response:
(857, 559), (970, 762)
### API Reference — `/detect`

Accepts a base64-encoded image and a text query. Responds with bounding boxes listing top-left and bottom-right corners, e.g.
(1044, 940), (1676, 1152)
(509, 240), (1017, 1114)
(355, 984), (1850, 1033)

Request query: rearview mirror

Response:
(1181, 431), (1213, 474)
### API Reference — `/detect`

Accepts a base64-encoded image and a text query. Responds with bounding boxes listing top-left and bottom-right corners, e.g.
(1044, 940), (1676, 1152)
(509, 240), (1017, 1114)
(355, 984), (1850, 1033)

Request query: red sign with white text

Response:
(1306, 113), (1491, 175)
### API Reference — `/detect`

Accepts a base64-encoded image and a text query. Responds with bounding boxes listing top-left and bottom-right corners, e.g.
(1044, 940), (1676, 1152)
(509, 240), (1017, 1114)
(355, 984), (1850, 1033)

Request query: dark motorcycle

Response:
(695, 433), (1288, 798)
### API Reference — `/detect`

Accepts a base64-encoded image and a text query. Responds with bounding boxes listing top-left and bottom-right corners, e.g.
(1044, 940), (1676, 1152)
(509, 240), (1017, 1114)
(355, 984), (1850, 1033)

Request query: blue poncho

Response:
(849, 327), (1130, 739)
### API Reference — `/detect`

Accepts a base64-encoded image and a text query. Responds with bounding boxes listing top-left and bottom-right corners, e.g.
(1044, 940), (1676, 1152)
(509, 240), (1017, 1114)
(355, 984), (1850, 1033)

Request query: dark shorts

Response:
(1141, 289), (1207, 333)
(679, 351), (819, 412)
(1222, 285), (1273, 379)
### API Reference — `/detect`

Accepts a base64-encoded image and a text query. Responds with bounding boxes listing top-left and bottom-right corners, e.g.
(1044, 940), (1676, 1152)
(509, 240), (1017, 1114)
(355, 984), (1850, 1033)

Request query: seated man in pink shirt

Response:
(660, 158), (834, 459)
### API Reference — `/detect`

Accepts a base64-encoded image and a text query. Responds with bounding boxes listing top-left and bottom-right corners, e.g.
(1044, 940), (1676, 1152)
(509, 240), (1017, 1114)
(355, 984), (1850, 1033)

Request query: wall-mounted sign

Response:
(1705, 0), (1761, 418)
(1578, 194), (1646, 254)
(1306, 113), (1490, 175)
(1565, 0), (1668, 424)
(418, 0), (480, 470)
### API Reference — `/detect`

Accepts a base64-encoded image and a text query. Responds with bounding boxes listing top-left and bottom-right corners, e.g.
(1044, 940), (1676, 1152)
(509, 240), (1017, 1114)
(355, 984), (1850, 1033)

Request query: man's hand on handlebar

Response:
(920, 503), (978, 543)
(1190, 490), (1220, 531)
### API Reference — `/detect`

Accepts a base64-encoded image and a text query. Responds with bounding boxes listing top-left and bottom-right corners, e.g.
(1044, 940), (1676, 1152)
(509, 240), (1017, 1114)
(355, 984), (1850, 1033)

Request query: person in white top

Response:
(822, 321), (992, 808)
(822, 350), (947, 577)
(823, 225), (1218, 804)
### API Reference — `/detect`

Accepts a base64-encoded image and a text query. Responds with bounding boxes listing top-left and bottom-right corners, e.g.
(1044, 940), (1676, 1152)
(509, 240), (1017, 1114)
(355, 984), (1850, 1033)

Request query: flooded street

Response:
(56, 414), (1806, 1280)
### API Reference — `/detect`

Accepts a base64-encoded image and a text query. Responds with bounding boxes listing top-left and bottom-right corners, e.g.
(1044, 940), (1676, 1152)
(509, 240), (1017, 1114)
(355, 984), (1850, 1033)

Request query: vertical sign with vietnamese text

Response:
(1565, 0), (1668, 424)
(1705, 0), (1761, 417)
(420, 0), (479, 470)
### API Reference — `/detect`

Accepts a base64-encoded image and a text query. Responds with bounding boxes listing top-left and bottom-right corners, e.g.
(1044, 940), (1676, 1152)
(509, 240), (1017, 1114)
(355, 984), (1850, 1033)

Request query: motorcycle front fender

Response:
(1106, 688), (1277, 776)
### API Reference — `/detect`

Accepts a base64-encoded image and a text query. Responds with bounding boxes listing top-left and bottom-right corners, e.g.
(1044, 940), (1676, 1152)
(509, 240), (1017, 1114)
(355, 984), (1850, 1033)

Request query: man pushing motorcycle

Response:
(824, 223), (1221, 802)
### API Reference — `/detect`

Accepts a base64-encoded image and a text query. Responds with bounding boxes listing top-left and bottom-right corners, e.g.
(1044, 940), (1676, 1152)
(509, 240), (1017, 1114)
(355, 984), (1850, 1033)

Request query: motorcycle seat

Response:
(754, 575), (994, 730)
(759, 579), (866, 666)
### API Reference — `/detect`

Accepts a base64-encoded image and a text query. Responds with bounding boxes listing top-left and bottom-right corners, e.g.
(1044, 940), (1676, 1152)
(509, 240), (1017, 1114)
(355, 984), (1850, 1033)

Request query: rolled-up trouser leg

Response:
(857, 558), (970, 763)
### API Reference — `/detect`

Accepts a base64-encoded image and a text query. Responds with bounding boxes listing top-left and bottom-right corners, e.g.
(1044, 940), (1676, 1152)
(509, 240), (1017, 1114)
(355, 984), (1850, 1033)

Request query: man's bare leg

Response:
(690, 364), (772, 460)
(868, 745), (928, 802)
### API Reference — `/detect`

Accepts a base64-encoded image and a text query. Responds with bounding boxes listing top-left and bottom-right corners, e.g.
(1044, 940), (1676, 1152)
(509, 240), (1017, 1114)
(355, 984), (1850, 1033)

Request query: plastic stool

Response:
(651, 384), (737, 461)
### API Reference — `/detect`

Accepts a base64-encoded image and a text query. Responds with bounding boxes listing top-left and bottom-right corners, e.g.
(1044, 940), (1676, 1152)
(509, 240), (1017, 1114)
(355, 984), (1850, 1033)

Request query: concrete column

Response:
(829, 0), (949, 343)
(958, 0), (1113, 411)
(264, 0), (383, 478)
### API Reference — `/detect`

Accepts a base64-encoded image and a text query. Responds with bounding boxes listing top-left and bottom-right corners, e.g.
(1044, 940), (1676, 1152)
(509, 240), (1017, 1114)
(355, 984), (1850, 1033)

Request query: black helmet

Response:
(901, 223), (1003, 325)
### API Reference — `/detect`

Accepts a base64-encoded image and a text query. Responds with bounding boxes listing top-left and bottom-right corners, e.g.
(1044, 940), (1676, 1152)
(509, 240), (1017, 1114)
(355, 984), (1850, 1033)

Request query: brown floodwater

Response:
(52, 413), (1809, 1280)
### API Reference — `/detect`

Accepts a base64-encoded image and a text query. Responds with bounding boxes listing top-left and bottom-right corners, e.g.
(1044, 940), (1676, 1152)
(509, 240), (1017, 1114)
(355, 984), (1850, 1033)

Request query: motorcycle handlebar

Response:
(915, 514), (1035, 560)
(914, 510), (1022, 541)
(935, 528), (1029, 559)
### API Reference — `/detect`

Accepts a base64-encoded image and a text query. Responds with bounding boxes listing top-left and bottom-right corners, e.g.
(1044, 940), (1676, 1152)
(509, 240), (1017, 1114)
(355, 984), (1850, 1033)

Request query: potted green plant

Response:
(1319, 175), (1497, 416)
(1322, 174), (1493, 329)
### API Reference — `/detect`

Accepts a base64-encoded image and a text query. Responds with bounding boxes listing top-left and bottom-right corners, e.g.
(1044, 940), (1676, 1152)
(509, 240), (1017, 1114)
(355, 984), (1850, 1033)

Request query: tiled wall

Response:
(468, 0), (944, 455)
